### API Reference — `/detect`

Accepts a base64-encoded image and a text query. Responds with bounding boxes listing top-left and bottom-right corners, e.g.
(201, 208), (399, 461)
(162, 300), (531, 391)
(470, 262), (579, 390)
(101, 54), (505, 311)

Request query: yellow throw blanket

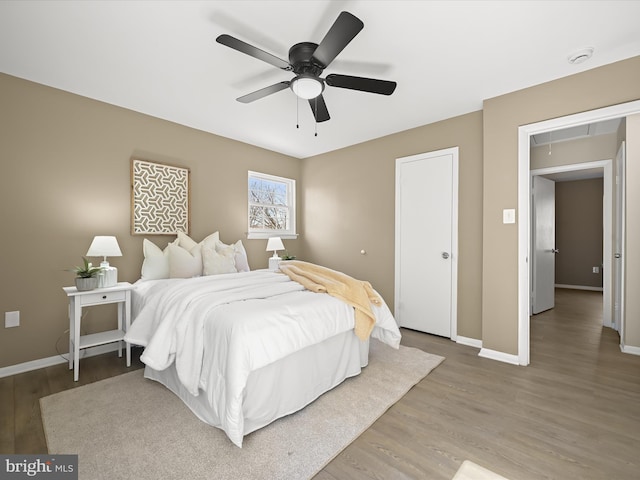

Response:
(278, 260), (382, 341)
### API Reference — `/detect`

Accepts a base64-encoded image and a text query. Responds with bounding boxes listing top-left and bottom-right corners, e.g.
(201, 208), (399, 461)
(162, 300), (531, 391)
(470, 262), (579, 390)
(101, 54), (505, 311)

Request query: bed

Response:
(124, 235), (401, 447)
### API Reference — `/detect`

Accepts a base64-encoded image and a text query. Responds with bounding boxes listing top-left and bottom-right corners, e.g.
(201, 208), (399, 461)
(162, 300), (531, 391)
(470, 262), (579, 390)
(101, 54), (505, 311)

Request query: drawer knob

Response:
(102, 295), (107, 299)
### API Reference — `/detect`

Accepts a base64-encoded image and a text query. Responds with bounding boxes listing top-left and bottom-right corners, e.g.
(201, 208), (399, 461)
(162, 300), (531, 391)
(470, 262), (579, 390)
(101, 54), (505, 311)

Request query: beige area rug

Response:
(41, 340), (443, 480)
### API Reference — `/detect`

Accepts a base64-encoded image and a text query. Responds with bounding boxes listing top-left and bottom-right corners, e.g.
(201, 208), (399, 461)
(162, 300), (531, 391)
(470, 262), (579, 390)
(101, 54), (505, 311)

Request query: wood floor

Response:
(317, 289), (640, 480)
(2, 289), (639, 479)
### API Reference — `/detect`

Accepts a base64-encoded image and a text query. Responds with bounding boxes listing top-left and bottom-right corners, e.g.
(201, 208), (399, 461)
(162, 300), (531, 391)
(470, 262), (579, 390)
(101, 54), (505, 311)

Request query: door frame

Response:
(614, 142), (626, 336)
(395, 146), (459, 340)
(531, 160), (613, 325)
(517, 100), (640, 366)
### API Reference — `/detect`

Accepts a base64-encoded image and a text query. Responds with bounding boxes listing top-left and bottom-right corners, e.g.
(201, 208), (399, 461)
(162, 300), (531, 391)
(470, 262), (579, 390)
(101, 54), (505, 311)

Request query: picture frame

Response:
(131, 158), (190, 235)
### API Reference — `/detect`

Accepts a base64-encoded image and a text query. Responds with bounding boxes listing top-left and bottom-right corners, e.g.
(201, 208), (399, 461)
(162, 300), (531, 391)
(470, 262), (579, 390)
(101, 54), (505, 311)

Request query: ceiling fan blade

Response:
(308, 94), (330, 122)
(325, 74), (397, 95)
(216, 34), (292, 71)
(311, 11), (364, 69)
(237, 82), (290, 103)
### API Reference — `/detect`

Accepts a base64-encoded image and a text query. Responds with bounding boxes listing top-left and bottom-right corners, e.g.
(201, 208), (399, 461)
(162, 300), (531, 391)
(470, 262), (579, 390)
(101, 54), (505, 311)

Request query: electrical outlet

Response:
(5, 311), (20, 328)
(593, 266), (600, 274)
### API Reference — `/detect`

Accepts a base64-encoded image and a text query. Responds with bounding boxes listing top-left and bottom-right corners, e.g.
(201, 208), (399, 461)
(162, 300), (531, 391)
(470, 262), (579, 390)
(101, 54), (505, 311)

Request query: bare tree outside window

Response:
(248, 172), (296, 238)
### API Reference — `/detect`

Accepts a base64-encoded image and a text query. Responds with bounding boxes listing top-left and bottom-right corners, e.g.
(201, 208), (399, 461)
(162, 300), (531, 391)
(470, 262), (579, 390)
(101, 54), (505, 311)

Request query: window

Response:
(248, 171), (296, 239)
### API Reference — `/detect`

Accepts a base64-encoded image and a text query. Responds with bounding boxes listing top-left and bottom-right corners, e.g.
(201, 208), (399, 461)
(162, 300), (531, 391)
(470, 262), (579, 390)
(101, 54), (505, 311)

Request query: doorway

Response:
(517, 99), (640, 366)
(530, 160), (612, 324)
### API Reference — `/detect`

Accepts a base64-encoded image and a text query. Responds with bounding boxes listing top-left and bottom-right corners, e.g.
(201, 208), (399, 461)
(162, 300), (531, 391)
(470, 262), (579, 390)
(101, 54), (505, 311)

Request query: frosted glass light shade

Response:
(291, 76), (323, 99)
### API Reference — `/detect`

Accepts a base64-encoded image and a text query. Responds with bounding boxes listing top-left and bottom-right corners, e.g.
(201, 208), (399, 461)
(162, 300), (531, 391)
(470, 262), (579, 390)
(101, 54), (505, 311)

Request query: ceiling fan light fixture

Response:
(291, 75), (323, 99)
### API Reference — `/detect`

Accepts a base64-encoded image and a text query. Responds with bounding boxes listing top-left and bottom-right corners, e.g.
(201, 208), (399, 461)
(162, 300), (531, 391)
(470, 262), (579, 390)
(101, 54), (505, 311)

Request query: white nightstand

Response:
(62, 282), (133, 381)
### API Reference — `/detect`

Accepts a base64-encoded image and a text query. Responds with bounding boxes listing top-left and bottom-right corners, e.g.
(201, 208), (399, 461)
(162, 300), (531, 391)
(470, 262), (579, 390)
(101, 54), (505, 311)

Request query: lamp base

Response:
(98, 266), (118, 288)
(268, 257), (281, 271)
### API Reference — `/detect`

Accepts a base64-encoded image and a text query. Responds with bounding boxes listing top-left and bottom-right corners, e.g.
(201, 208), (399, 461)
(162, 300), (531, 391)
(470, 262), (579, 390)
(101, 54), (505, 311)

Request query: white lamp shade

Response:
(266, 237), (285, 252)
(86, 236), (122, 258)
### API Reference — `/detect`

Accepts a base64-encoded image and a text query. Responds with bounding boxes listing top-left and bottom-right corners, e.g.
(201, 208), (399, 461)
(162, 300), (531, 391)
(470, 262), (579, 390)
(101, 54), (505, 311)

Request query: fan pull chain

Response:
(314, 97), (318, 137)
(296, 96), (299, 129)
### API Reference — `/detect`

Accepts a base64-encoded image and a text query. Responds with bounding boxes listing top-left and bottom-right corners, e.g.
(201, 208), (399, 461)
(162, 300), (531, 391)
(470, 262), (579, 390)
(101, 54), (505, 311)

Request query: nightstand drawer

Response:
(80, 290), (126, 306)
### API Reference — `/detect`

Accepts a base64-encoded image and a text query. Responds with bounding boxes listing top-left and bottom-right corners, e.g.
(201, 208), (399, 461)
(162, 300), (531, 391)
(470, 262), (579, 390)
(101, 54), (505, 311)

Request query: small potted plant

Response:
(68, 257), (102, 291)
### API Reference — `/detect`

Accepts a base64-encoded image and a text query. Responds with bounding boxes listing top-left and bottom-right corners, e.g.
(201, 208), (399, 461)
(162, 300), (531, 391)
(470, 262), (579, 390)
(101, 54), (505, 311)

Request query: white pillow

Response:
(216, 239), (250, 272)
(141, 238), (177, 280)
(230, 240), (250, 272)
(202, 244), (237, 275)
(168, 242), (202, 278)
(141, 231), (222, 279)
(201, 231), (220, 249)
(178, 231), (220, 251)
(166, 231), (220, 278)
(177, 231), (199, 251)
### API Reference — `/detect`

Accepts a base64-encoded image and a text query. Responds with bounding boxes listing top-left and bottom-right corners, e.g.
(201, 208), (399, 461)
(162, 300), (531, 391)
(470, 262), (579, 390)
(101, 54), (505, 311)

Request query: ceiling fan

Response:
(216, 11), (397, 123)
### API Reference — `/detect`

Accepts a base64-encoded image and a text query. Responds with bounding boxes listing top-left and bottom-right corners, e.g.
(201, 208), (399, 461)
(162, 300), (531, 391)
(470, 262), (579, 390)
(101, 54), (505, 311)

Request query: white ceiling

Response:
(530, 118), (621, 146)
(1, 1), (640, 159)
(540, 168), (604, 182)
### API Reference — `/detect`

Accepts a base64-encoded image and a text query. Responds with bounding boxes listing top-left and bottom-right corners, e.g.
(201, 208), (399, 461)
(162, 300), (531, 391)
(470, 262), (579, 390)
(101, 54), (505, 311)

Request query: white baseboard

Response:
(456, 336), (482, 349)
(0, 343), (120, 379)
(478, 348), (520, 365)
(620, 343), (640, 356)
(555, 284), (603, 292)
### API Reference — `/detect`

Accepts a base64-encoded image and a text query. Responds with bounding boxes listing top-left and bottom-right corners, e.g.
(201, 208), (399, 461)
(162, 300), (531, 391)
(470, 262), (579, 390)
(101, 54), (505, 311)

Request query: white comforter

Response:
(124, 270), (401, 447)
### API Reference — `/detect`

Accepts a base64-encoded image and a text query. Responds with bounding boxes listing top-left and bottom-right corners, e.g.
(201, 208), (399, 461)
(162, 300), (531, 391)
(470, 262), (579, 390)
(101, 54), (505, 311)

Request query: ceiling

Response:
(530, 118), (622, 147)
(540, 168), (604, 182)
(1, 1), (639, 159)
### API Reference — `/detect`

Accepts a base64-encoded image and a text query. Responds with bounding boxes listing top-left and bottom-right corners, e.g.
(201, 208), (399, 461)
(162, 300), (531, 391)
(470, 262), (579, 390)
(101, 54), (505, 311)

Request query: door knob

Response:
(551, 248), (559, 254)
(442, 252), (450, 259)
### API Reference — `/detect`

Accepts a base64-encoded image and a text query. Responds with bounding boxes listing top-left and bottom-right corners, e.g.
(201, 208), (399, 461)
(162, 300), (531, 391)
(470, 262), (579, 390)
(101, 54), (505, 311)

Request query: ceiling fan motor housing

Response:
(289, 42), (324, 76)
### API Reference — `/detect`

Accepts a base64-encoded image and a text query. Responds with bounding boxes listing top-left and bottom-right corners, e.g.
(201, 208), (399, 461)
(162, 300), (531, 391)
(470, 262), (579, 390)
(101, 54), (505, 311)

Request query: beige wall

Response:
(300, 112), (484, 341)
(482, 56), (640, 355)
(555, 179), (604, 288)
(2, 56), (639, 370)
(625, 113), (640, 349)
(0, 73), (300, 368)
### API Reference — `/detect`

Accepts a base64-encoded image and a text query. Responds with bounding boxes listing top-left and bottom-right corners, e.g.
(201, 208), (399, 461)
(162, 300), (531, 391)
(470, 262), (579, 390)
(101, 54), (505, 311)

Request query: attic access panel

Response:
(131, 158), (190, 235)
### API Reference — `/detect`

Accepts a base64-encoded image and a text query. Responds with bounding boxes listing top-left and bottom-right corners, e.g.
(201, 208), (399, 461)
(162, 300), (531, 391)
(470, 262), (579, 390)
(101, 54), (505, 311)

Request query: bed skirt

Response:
(144, 330), (369, 439)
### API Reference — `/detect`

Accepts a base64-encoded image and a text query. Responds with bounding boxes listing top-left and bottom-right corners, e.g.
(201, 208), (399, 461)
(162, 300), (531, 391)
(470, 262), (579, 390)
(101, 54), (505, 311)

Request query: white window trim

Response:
(247, 171), (297, 240)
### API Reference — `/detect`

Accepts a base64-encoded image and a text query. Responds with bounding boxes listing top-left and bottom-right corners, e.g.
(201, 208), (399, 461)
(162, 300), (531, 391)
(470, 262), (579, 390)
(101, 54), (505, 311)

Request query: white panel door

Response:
(395, 148), (457, 337)
(532, 176), (556, 314)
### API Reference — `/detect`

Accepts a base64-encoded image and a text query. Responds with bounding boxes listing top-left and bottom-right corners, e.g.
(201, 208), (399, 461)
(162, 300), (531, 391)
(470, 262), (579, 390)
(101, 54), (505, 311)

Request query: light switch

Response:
(5, 311), (19, 328)
(503, 209), (516, 224)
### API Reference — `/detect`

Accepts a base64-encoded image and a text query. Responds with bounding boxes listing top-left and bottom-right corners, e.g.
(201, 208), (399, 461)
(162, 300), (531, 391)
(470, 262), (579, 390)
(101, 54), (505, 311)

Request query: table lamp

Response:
(266, 237), (285, 270)
(266, 237), (285, 258)
(86, 236), (122, 287)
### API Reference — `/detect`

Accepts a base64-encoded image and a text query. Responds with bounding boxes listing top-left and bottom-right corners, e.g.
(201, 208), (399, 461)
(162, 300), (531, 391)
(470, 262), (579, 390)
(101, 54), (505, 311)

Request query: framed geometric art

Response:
(131, 158), (190, 235)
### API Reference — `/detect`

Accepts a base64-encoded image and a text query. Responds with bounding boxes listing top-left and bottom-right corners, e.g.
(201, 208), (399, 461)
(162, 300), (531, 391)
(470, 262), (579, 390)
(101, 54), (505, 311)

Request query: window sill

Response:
(247, 233), (299, 240)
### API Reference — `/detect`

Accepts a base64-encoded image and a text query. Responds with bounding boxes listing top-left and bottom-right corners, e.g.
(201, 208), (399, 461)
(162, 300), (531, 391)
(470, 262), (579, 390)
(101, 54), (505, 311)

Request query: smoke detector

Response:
(568, 47), (594, 65)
